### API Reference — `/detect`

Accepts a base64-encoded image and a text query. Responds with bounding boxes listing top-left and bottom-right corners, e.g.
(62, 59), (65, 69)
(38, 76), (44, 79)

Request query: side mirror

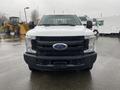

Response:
(83, 24), (87, 26)
(86, 20), (93, 29)
(29, 22), (35, 29)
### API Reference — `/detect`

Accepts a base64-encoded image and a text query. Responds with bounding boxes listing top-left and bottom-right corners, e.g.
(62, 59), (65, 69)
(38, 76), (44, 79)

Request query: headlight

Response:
(84, 35), (96, 53)
(25, 36), (36, 53)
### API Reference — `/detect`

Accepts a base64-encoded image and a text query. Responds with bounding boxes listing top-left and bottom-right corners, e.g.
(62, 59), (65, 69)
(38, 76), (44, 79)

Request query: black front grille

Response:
(32, 36), (88, 56)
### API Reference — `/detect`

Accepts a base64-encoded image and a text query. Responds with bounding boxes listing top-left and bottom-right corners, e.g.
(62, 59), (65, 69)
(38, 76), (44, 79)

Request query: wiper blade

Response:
(40, 24), (76, 26)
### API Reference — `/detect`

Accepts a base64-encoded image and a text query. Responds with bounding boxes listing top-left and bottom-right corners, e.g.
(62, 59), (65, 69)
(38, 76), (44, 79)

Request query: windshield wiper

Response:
(40, 24), (76, 26)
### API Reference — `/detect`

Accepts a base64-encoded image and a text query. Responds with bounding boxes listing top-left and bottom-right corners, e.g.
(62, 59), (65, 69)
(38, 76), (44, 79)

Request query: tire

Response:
(93, 29), (99, 36)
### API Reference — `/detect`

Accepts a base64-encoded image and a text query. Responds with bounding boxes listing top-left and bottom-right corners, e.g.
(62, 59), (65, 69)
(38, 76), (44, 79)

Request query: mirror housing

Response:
(86, 20), (93, 29)
(29, 21), (35, 29)
(83, 24), (87, 26)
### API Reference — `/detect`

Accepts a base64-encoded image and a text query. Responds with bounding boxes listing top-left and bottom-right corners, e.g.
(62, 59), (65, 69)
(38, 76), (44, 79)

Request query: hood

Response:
(26, 26), (94, 36)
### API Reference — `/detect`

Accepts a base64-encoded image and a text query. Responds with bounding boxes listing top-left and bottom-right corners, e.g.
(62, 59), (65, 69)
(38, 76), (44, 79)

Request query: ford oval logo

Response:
(53, 43), (68, 50)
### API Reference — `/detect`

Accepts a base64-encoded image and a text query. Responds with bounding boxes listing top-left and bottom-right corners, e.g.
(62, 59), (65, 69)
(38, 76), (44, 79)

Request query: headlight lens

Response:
(25, 36), (36, 53)
(84, 36), (96, 53)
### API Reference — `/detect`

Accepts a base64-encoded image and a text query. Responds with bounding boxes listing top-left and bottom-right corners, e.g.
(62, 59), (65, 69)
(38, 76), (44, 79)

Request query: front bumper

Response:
(24, 52), (97, 71)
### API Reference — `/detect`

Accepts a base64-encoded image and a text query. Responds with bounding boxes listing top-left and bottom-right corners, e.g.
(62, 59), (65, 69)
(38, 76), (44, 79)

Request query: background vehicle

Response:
(79, 15), (104, 36)
(24, 15), (97, 71)
(98, 16), (120, 34)
(4, 17), (29, 36)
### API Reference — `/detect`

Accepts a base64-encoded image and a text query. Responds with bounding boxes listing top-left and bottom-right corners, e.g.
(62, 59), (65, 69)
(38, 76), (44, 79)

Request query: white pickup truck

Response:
(79, 16), (104, 36)
(24, 15), (97, 71)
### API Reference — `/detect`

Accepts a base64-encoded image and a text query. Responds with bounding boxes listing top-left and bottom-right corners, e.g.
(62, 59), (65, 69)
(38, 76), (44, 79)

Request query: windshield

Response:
(38, 15), (82, 26)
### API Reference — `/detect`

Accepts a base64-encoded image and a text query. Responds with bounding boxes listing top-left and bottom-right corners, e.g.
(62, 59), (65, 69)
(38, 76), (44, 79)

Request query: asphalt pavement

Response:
(0, 37), (120, 90)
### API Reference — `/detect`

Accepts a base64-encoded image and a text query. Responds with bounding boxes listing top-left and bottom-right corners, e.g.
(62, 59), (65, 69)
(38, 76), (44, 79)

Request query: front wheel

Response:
(93, 29), (99, 36)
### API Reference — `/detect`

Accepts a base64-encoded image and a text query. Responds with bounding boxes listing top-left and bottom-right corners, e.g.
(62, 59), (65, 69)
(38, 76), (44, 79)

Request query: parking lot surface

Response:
(0, 37), (120, 90)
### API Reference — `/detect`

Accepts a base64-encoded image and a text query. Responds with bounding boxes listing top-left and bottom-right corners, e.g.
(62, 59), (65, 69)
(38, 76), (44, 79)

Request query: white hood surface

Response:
(26, 26), (94, 37)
